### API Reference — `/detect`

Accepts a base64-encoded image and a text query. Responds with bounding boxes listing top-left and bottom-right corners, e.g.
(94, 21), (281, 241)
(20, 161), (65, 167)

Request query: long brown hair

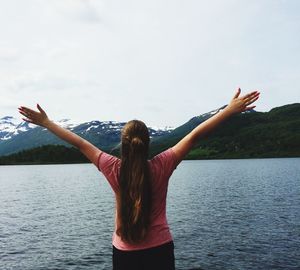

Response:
(116, 120), (152, 244)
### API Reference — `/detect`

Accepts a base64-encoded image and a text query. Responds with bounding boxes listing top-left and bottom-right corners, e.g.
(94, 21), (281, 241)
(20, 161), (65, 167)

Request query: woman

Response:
(18, 88), (260, 270)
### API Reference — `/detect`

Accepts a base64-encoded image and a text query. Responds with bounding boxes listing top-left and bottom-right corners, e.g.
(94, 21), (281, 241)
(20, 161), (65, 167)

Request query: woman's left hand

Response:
(226, 88), (260, 115)
(18, 104), (50, 127)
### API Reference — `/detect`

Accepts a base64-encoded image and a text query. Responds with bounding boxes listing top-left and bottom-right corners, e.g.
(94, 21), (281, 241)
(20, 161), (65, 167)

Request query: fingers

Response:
(19, 106), (37, 115)
(18, 108), (28, 115)
(18, 106), (41, 122)
(241, 90), (259, 100)
(37, 103), (45, 113)
(18, 109), (28, 117)
(18, 107), (34, 119)
(19, 105), (45, 115)
(18, 107), (29, 115)
(245, 93), (260, 105)
(233, 88), (241, 99)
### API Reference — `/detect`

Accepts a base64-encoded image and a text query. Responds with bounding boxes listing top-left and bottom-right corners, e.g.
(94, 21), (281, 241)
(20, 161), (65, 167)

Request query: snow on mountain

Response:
(0, 116), (173, 142)
(0, 116), (175, 156)
(199, 105), (227, 119)
(149, 125), (174, 131)
(0, 116), (36, 141)
(0, 116), (83, 140)
(56, 118), (82, 129)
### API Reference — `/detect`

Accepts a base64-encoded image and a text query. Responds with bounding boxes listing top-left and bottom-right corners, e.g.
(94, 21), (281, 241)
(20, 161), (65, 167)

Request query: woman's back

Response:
(97, 147), (179, 250)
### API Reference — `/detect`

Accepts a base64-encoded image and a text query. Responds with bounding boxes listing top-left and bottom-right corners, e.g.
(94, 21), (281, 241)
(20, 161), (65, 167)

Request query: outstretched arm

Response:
(172, 88), (260, 162)
(18, 104), (101, 166)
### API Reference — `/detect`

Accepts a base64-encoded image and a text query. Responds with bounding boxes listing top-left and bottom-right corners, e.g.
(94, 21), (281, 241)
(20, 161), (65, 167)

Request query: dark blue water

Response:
(0, 158), (299, 270)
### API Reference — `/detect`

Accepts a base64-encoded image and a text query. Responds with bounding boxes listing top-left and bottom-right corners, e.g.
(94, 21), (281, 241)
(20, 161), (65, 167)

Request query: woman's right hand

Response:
(226, 88), (260, 115)
(18, 104), (51, 127)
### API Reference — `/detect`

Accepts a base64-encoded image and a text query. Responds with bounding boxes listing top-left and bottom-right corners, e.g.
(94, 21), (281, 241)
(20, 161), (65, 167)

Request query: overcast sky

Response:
(1, 0), (299, 127)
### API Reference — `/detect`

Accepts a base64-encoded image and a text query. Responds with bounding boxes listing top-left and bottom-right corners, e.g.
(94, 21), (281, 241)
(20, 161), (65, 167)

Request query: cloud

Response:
(49, 0), (102, 23)
(6, 73), (101, 95)
(0, 47), (20, 62)
(0, 0), (299, 127)
(0, 96), (20, 111)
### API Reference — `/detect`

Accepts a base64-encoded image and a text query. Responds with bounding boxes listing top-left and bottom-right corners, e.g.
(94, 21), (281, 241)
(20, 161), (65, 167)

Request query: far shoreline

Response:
(1, 155), (299, 166)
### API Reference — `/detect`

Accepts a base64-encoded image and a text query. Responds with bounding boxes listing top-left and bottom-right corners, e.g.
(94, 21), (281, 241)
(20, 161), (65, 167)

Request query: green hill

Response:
(186, 104), (300, 159)
(150, 103), (300, 159)
(0, 145), (88, 165)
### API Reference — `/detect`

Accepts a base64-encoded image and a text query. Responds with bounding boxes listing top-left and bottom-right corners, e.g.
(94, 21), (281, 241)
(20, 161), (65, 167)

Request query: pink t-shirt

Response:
(97, 147), (179, 251)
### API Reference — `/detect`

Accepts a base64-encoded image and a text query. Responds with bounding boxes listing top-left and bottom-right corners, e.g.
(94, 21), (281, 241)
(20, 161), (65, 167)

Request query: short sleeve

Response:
(150, 147), (180, 180)
(97, 151), (121, 192)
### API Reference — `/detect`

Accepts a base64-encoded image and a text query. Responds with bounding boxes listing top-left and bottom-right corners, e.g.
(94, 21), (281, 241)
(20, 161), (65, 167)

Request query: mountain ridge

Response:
(0, 103), (299, 163)
(0, 116), (174, 156)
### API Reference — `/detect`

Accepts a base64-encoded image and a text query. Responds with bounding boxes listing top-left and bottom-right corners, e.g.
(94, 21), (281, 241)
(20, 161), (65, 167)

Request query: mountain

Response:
(122, 103), (300, 158)
(184, 103), (300, 159)
(0, 103), (299, 164)
(0, 117), (173, 156)
(148, 105), (228, 155)
(0, 117), (79, 142)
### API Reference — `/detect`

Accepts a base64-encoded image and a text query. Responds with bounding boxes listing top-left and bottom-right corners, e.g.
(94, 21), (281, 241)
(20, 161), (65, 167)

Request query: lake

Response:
(0, 158), (299, 270)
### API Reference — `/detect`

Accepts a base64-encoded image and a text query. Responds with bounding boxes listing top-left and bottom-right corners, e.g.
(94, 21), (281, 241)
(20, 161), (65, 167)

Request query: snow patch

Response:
(86, 125), (99, 132)
(149, 126), (174, 131)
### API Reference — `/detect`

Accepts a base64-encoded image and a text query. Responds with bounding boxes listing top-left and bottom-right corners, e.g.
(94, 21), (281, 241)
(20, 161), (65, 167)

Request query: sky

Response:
(0, 0), (299, 128)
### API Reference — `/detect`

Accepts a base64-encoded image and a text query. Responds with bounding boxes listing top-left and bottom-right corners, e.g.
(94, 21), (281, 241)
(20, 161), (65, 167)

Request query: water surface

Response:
(0, 158), (299, 269)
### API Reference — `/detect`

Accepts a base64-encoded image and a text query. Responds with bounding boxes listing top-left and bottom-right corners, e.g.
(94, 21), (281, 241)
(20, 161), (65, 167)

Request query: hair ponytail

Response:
(117, 120), (152, 244)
